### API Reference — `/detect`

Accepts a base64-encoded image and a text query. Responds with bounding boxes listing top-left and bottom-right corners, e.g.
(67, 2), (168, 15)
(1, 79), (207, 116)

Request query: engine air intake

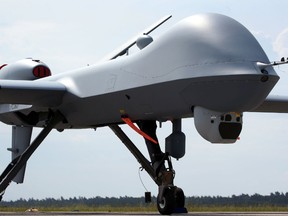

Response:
(33, 66), (51, 78)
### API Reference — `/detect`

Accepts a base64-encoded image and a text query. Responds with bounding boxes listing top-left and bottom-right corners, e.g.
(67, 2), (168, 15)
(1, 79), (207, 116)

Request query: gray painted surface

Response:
(0, 13), (281, 129)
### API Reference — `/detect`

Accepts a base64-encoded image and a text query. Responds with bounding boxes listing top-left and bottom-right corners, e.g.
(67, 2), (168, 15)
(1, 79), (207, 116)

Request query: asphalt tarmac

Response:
(1, 212), (288, 216)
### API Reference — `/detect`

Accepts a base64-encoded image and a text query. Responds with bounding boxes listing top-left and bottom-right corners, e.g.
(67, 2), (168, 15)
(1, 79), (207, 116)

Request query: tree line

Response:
(1, 192), (288, 208)
(187, 192), (288, 206)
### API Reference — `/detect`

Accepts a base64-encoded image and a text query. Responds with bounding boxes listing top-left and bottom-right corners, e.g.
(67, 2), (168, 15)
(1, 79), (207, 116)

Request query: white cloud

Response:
(251, 30), (271, 40)
(273, 28), (288, 58)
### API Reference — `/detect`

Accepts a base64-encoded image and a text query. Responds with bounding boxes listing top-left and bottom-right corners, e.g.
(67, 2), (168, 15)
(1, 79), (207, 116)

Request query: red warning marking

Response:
(121, 117), (158, 144)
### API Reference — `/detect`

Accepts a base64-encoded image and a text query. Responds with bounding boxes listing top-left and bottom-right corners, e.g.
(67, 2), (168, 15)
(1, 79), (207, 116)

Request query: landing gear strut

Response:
(110, 119), (187, 215)
(0, 111), (64, 200)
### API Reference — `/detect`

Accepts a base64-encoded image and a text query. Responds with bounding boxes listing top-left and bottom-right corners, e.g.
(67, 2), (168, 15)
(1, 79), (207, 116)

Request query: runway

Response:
(1, 212), (288, 216)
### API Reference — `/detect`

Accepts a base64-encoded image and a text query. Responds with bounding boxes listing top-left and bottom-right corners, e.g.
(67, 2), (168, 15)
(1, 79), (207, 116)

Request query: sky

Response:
(1, 0), (288, 201)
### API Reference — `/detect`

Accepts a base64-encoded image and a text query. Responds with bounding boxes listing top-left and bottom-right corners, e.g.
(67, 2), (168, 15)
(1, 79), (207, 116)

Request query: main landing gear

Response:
(109, 119), (187, 215)
(0, 111), (65, 201)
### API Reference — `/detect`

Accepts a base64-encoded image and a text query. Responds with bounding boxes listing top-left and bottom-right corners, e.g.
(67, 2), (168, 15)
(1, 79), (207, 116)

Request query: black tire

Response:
(175, 187), (185, 208)
(157, 187), (175, 215)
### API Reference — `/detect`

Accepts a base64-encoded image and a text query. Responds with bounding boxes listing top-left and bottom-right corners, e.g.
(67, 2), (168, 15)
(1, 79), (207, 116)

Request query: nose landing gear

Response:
(110, 119), (187, 214)
(155, 154), (187, 214)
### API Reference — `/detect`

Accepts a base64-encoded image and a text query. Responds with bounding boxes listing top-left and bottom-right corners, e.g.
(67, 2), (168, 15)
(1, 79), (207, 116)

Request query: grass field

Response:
(1, 204), (288, 213)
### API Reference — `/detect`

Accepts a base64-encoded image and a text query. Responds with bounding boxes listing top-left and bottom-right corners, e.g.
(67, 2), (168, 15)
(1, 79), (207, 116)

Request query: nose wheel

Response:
(157, 186), (186, 215)
(110, 120), (187, 214)
(157, 186), (175, 215)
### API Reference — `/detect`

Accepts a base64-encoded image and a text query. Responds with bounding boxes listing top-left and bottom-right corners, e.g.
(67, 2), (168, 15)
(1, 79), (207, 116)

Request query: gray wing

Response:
(0, 80), (66, 107)
(252, 95), (288, 113)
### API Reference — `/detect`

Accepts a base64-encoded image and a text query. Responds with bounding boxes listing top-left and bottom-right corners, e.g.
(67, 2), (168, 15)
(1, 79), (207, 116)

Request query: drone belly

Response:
(57, 80), (189, 128)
